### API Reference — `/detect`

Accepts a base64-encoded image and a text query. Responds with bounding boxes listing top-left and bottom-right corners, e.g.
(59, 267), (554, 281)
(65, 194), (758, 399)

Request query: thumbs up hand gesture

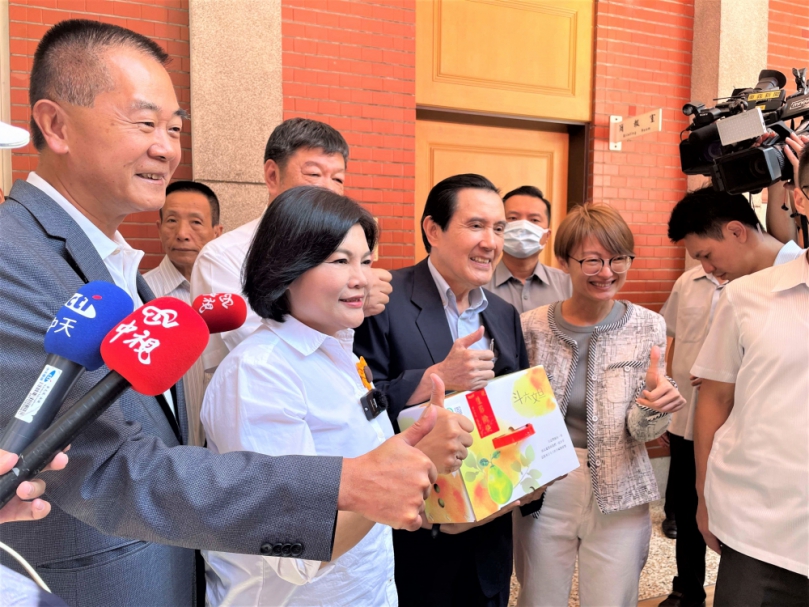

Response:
(434, 327), (495, 393)
(415, 374), (475, 475)
(339, 404), (439, 531)
(636, 345), (686, 413)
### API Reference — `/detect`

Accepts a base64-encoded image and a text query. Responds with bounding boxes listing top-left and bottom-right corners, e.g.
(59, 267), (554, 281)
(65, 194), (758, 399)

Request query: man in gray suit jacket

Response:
(0, 19), (450, 606)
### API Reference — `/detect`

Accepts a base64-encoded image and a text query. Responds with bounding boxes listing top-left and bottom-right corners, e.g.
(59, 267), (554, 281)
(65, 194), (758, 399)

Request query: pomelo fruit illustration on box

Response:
(424, 471), (474, 523)
(398, 366), (579, 523)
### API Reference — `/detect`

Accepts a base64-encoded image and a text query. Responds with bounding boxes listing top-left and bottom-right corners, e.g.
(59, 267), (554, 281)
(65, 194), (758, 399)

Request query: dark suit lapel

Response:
(411, 259), (455, 363)
(137, 273), (156, 302)
(481, 303), (512, 376)
(11, 181), (186, 444)
(9, 180), (114, 285)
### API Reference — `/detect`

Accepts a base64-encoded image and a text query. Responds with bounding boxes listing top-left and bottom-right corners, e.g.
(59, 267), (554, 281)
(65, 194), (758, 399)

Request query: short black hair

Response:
(243, 186), (377, 322)
(161, 180), (221, 226)
(263, 118), (349, 168)
(30, 19), (169, 150)
(421, 174), (499, 253)
(668, 187), (762, 241)
(503, 185), (552, 222)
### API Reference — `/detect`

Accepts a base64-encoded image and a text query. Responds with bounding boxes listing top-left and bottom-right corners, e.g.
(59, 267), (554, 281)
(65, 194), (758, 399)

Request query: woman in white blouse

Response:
(201, 186), (427, 606)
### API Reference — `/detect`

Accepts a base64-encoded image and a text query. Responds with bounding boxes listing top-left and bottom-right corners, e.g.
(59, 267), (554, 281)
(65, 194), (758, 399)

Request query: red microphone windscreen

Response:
(100, 298), (209, 396)
(192, 293), (248, 334)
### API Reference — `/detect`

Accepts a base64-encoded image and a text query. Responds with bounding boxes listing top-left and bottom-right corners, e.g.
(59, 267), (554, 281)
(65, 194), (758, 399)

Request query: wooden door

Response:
(415, 119), (569, 264)
(417, 0), (594, 122)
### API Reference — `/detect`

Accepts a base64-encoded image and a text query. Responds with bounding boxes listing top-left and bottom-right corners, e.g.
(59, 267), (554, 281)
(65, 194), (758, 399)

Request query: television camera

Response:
(680, 68), (809, 195)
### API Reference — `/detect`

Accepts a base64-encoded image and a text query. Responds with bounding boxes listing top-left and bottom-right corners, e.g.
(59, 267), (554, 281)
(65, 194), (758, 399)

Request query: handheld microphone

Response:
(0, 297), (208, 508)
(0, 282), (133, 454)
(192, 293), (248, 334)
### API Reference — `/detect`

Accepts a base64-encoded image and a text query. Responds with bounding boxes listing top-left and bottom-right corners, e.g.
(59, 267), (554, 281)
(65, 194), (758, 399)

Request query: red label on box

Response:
(467, 389), (499, 438)
(492, 424), (535, 450)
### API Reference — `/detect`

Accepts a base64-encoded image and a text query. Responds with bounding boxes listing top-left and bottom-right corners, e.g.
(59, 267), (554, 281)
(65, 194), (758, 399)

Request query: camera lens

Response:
(703, 141), (724, 162)
(751, 156), (770, 178)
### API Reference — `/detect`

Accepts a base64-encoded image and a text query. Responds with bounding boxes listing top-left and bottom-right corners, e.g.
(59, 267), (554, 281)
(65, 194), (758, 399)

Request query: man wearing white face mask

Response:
(486, 185), (572, 312)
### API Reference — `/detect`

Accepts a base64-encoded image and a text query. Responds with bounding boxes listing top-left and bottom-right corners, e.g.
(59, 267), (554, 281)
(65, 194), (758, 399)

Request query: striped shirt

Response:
(145, 256), (206, 446)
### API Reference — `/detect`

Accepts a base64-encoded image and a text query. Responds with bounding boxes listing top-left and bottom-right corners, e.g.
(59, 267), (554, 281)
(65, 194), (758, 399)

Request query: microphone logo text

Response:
(65, 293), (98, 319)
(110, 321), (161, 364)
(141, 306), (179, 328)
(48, 317), (77, 337)
(199, 297), (214, 313)
(109, 306), (179, 364)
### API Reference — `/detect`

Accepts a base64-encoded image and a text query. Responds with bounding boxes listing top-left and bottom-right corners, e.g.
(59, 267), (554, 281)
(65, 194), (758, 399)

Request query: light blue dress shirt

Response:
(427, 257), (491, 350)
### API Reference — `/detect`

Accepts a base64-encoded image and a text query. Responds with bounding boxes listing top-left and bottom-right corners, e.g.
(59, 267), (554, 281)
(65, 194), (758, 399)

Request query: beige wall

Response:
(188, 0), (284, 232)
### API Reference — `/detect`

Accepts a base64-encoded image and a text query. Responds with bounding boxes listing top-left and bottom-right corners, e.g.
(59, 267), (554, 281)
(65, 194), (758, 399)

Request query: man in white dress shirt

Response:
(660, 186), (805, 607)
(691, 253), (808, 606)
(145, 180), (223, 446)
(191, 118), (393, 372)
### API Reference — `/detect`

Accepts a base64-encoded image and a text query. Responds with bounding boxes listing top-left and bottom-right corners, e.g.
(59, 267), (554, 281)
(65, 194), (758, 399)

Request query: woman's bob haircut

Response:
(554, 203), (635, 262)
(243, 185), (378, 322)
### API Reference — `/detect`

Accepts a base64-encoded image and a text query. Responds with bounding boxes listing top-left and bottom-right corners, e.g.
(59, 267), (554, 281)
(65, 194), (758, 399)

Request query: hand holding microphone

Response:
(0, 282), (132, 454)
(0, 297), (209, 508)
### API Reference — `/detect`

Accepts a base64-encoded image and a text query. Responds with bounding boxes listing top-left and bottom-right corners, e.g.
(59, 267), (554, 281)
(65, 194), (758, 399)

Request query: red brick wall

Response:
(588, 0), (694, 312)
(281, 0), (416, 270)
(7, 0), (191, 271)
(768, 0), (809, 94)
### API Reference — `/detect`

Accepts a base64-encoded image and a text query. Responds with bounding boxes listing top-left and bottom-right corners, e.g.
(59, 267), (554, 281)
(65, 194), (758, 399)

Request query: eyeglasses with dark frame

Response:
(567, 255), (635, 276)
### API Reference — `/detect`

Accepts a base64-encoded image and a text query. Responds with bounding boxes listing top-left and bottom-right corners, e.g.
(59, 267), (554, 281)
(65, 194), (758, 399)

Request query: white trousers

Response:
(514, 448), (651, 607)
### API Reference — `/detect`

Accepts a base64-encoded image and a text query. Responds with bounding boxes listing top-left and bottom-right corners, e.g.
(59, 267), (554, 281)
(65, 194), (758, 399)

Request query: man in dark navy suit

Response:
(355, 174), (534, 607)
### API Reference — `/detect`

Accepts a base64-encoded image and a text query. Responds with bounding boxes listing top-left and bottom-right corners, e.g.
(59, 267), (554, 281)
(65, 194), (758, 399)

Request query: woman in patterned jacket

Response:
(514, 204), (685, 607)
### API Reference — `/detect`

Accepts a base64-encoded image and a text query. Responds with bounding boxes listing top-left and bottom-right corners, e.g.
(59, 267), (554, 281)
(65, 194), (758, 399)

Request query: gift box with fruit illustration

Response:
(397, 366), (579, 523)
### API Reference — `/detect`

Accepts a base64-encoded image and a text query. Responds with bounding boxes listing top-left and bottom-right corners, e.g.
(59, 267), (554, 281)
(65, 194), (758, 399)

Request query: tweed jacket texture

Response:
(0, 181), (342, 607)
(521, 301), (670, 514)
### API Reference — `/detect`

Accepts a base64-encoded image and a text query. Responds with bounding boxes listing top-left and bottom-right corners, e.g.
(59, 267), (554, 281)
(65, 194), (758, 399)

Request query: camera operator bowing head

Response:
(668, 187), (804, 282)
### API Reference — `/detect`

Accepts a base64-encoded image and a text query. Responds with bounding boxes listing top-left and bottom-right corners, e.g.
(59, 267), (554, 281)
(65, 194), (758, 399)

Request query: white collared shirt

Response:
(201, 315), (397, 607)
(427, 257), (490, 350)
(661, 266), (725, 439)
(26, 172), (176, 417)
(144, 256), (205, 446)
(663, 241), (804, 439)
(691, 253), (809, 575)
(27, 172), (144, 307)
(190, 215), (263, 372)
(775, 239), (804, 265)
